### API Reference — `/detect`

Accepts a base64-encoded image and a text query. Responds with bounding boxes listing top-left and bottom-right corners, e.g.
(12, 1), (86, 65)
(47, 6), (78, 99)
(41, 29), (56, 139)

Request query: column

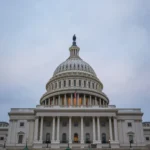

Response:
(59, 95), (61, 106)
(48, 98), (50, 105)
(34, 117), (39, 141)
(113, 117), (118, 141)
(97, 117), (101, 143)
(69, 117), (72, 143)
(71, 94), (73, 106)
(40, 117), (43, 142)
(90, 95), (92, 106)
(93, 117), (96, 143)
(77, 93), (79, 106)
(7, 120), (12, 143)
(57, 117), (60, 142)
(52, 117), (55, 142)
(109, 117), (113, 141)
(81, 117), (84, 143)
(53, 96), (55, 106)
(99, 98), (101, 107)
(95, 97), (97, 106)
(64, 94), (67, 106)
(84, 94), (86, 106)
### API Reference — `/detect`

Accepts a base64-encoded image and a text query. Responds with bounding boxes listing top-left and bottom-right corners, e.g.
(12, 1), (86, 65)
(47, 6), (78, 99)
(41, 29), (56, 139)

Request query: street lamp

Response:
(26, 138), (28, 147)
(129, 140), (132, 148)
(109, 139), (111, 148)
(46, 139), (49, 148)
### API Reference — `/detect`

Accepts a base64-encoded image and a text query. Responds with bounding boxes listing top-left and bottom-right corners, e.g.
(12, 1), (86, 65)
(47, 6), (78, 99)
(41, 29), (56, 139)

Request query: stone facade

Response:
(0, 35), (150, 149)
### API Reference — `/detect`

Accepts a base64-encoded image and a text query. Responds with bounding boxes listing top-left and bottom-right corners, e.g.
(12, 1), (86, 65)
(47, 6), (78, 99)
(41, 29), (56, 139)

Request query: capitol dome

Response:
(53, 57), (97, 77)
(40, 35), (109, 106)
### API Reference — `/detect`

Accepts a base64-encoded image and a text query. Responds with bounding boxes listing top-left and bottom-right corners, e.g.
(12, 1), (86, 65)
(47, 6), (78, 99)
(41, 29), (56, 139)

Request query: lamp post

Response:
(46, 140), (49, 148)
(130, 140), (132, 148)
(109, 139), (111, 148)
(26, 138), (28, 147)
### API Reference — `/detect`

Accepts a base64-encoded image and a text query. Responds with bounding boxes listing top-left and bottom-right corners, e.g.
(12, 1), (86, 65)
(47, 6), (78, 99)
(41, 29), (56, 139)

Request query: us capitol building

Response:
(0, 35), (150, 149)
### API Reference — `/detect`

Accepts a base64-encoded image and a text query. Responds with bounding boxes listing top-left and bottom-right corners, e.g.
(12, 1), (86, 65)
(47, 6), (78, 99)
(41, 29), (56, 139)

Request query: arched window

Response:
(46, 133), (50, 142)
(92, 83), (94, 89)
(78, 64), (80, 69)
(64, 80), (66, 87)
(88, 82), (90, 88)
(62, 133), (67, 143)
(102, 133), (106, 143)
(74, 64), (76, 69)
(84, 81), (86, 87)
(70, 64), (72, 69)
(85, 133), (90, 143)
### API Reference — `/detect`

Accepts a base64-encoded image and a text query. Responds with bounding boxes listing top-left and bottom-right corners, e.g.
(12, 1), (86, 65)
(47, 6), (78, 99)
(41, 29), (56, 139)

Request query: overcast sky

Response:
(0, 0), (150, 122)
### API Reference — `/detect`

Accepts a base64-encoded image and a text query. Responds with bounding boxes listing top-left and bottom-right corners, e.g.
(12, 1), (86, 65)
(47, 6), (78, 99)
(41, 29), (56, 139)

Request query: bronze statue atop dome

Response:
(73, 34), (76, 42)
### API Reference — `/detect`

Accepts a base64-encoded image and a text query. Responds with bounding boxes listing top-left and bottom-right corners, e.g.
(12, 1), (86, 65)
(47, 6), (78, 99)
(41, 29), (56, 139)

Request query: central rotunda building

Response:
(6, 35), (145, 149)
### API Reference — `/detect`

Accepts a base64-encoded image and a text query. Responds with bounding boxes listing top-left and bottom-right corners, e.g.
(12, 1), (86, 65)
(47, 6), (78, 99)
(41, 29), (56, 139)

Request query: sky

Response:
(0, 0), (150, 122)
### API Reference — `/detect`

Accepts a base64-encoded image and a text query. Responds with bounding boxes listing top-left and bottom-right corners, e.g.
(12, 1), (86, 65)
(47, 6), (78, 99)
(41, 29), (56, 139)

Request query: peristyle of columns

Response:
(42, 94), (108, 107)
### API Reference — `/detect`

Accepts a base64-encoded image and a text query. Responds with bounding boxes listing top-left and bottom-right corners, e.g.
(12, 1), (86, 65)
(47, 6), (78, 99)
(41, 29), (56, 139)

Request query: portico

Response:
(33, 108), (119, 148)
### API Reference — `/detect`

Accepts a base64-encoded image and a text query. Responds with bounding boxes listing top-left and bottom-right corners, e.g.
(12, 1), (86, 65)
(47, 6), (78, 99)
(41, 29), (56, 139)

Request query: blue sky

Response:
(0, 0), (150, 121)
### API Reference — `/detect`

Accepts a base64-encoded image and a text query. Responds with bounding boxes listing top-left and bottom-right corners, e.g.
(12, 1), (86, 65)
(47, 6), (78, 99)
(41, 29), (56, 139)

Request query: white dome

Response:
(53, 57), (96, 76)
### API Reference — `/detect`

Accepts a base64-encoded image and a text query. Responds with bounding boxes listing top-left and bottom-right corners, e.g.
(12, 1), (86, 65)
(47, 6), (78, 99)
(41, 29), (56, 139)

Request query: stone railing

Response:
(118, 109), (141, 113)
(11, 108), (34, 112)
(36, 105), (116, 109)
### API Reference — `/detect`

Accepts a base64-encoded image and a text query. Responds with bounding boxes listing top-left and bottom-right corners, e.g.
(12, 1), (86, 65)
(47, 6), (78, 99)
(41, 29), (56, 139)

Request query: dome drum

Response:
(40, 91), (109, 107)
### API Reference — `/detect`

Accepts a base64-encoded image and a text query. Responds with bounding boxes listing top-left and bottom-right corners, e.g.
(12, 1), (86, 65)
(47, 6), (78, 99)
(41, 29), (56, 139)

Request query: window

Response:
(55, 82), (57, 89)
(20, 122), (24, 127)
(46, 133), (50, 142)
(69, 80), (71, 87)
(74, 121), (78, 127)
(74, 80), (76, 86)
(79, 80), (81, 87)
(92, 83), (94, 89)
(102, 133), (106, 143)
(62, 121), (67, 127)
(88, 82), (90, 88)
(62, 133), (67, 143)
(128, 122), (132, 127)
(78, 64), (80, 69)
(59, 81), (61, 88)
(84, 81), (86, 87)
(85, 133), (90, 143)
(129, 135), (134, 143)
(0, 137), (4, 140)
(64, 80), (66, 87)
(18, 135), (23, 143)
(146, 137), (150, 141)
